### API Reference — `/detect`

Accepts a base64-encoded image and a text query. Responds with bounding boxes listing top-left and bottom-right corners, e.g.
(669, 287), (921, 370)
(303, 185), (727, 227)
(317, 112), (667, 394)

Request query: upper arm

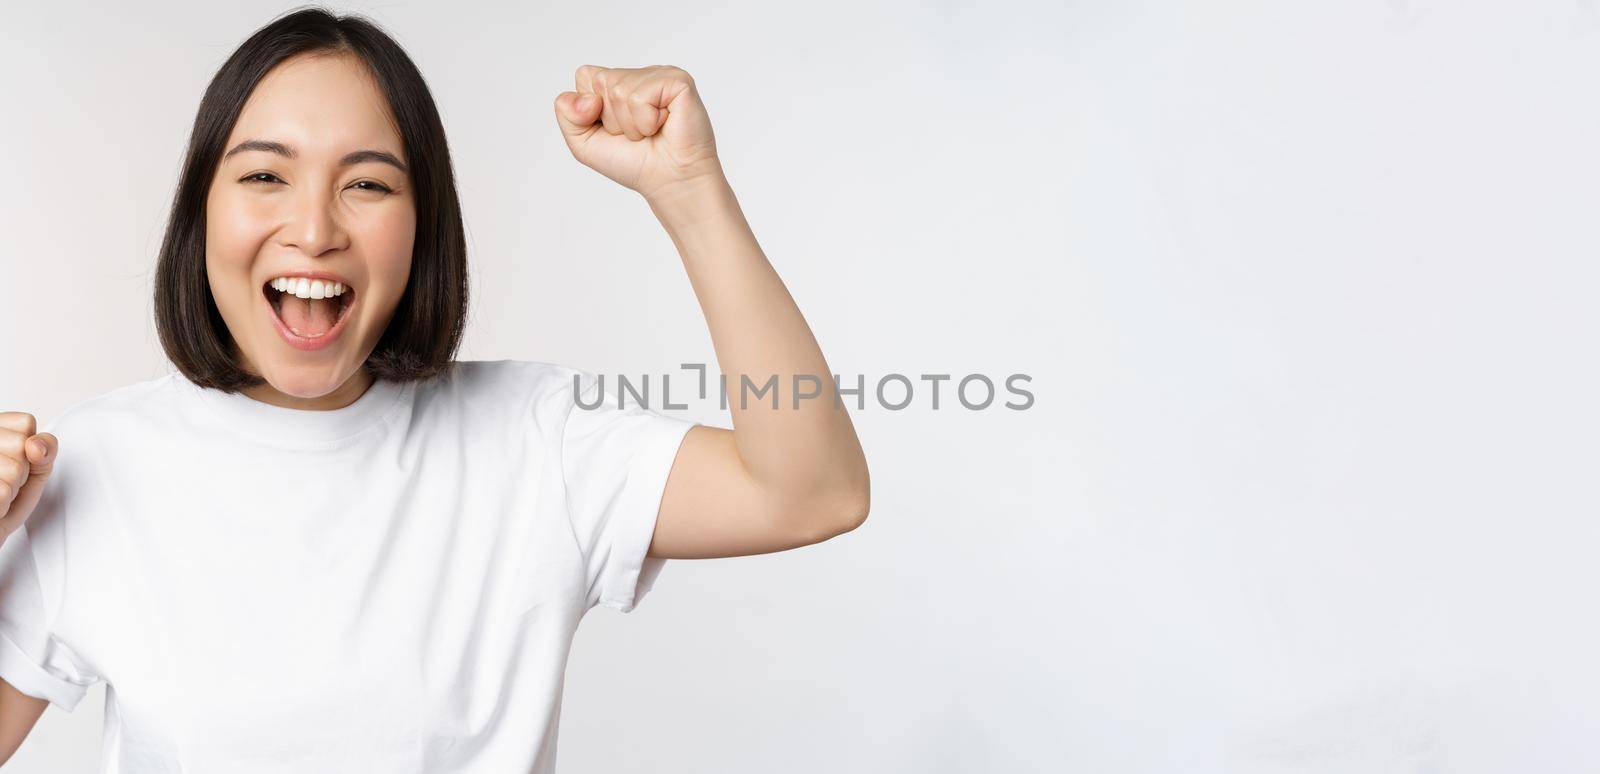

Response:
(647, 425), (866, 560)
(0, 675), (47, 766)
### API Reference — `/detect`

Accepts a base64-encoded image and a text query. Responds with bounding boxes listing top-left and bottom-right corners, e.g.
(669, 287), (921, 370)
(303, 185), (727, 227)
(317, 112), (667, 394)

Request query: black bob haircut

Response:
(155, 5), (467, 392)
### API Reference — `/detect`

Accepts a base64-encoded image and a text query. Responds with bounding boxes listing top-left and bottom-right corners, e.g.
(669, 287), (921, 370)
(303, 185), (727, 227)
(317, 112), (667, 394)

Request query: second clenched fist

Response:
(0, 412), (58, 548)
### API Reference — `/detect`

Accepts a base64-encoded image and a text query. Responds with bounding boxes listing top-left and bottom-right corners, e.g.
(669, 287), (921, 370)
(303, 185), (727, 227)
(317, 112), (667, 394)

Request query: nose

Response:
(277, 185), (351, 257)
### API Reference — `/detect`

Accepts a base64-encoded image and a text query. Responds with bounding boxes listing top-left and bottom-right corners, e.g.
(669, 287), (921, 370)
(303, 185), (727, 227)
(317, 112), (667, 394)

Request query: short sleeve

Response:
(0, 433), (101, 710)
(557, 368), (699, 613)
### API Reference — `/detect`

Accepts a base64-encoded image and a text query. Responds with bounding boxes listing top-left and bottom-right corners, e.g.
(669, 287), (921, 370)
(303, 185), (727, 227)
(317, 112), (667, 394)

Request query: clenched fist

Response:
(0, 412), (58, 548)
(553, 64), (725, 204)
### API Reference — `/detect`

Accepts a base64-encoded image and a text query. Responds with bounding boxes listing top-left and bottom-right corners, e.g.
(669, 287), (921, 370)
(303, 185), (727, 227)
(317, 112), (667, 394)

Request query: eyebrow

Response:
(221, 139), (409, 174)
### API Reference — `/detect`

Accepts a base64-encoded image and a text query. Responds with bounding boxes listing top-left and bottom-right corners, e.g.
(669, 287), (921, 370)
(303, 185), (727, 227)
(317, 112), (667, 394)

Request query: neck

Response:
(240, 368), (375, 411)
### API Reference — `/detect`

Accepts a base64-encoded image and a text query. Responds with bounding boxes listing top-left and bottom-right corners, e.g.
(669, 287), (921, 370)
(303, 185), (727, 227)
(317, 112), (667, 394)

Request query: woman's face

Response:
(206, 51), (415, 410)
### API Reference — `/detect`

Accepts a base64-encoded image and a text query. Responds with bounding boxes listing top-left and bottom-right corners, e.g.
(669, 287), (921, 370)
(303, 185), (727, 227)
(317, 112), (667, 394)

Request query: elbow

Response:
(841, 482), (870, 533)
(784, 481), (868, 547)
(827, 466), (871, 538)
(778, 460), (871, 545)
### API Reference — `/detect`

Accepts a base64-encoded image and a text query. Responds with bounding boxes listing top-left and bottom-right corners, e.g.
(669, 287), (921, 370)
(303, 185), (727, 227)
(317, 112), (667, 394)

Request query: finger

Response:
(0, 426), (29, 474)
(628, 88), (665, 137)
(0, 433), (54, 534)
(574, 64), (601, 95)
(612, 82), (647, 142)
(0, 426), (22, 454)
(575, 65), (619, 136)
(630, 68), (688, 138)
(0, 426), (25, 510)
(0, 450), (22, 504)
(554, 91), (601, 137)
(0, 411), (37, 437)
(616, 70), (667, 140)
(589, 68), (626, 136)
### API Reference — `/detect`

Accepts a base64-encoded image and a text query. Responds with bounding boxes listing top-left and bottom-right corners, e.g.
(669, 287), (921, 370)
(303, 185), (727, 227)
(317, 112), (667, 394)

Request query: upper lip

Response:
(263, 269), (355, 294)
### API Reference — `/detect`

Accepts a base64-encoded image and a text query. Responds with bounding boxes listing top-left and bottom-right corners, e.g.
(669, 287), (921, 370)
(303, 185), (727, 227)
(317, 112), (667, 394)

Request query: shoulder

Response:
(441, 358), (576, 391)
(442, 359), (595, 403)
(28, 373), (180, 509)
(41, 372), (184, 439)
(423, 358), (599, 426)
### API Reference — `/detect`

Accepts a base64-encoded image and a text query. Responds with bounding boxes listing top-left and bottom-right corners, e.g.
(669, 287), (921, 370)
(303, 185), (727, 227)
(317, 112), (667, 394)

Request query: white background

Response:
(3, 1), (1597, 772)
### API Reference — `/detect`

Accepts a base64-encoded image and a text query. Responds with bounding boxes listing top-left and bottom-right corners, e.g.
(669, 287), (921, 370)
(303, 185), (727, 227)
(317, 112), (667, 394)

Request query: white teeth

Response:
(270, 277), (347, 300)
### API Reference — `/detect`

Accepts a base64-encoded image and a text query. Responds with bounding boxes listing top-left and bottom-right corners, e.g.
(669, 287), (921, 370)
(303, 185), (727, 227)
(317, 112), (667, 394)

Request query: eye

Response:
(241, 172), (283, 185)
(349, 180), (394, 194)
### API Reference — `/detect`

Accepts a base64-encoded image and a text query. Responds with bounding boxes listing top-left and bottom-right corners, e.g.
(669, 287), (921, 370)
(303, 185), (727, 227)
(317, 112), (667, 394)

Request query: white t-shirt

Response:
(0, 359), (700, 772)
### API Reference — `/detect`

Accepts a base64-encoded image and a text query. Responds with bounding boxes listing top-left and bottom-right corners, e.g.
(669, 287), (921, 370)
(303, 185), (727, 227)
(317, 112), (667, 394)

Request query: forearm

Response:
(0, 676), (47, 766)
(646, 174), (870, 515)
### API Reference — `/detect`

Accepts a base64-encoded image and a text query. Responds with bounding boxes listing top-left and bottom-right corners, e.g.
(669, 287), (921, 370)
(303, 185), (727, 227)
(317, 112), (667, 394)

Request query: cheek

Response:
(352, 204), (417, 287)
(203, 190), (269, 319)
(204, 188), (274, 268)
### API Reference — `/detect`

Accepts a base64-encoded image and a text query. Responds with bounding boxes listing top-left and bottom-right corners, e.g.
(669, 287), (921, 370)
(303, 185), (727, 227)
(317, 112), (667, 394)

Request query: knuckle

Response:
(0, 411), (37, 434)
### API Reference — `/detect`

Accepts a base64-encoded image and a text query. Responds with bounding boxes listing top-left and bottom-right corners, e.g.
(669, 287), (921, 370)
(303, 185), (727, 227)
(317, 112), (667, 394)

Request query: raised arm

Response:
(553, 65), (870, 559)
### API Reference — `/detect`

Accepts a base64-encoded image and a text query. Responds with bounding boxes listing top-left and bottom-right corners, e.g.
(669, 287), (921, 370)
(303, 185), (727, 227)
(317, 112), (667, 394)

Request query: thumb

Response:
(25, 433), (57, 478)
(19, 433), (57, 503)
(554, 91), (601, 139)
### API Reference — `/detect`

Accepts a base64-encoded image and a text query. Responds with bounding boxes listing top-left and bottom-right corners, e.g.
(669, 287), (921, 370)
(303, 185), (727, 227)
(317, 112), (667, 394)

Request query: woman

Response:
(0, 7), (869, 771)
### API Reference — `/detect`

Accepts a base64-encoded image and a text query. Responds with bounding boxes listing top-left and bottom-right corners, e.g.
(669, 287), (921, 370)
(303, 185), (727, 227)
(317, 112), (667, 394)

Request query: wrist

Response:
(644, 167), (734, 225)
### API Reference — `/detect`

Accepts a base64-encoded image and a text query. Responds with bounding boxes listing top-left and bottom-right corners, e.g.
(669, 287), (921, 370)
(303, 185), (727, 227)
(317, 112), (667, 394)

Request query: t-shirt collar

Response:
(178, 372), (410, 448)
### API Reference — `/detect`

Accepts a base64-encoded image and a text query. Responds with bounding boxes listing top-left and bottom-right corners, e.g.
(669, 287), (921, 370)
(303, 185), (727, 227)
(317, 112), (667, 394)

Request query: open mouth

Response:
(263, 279), (356, 340)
